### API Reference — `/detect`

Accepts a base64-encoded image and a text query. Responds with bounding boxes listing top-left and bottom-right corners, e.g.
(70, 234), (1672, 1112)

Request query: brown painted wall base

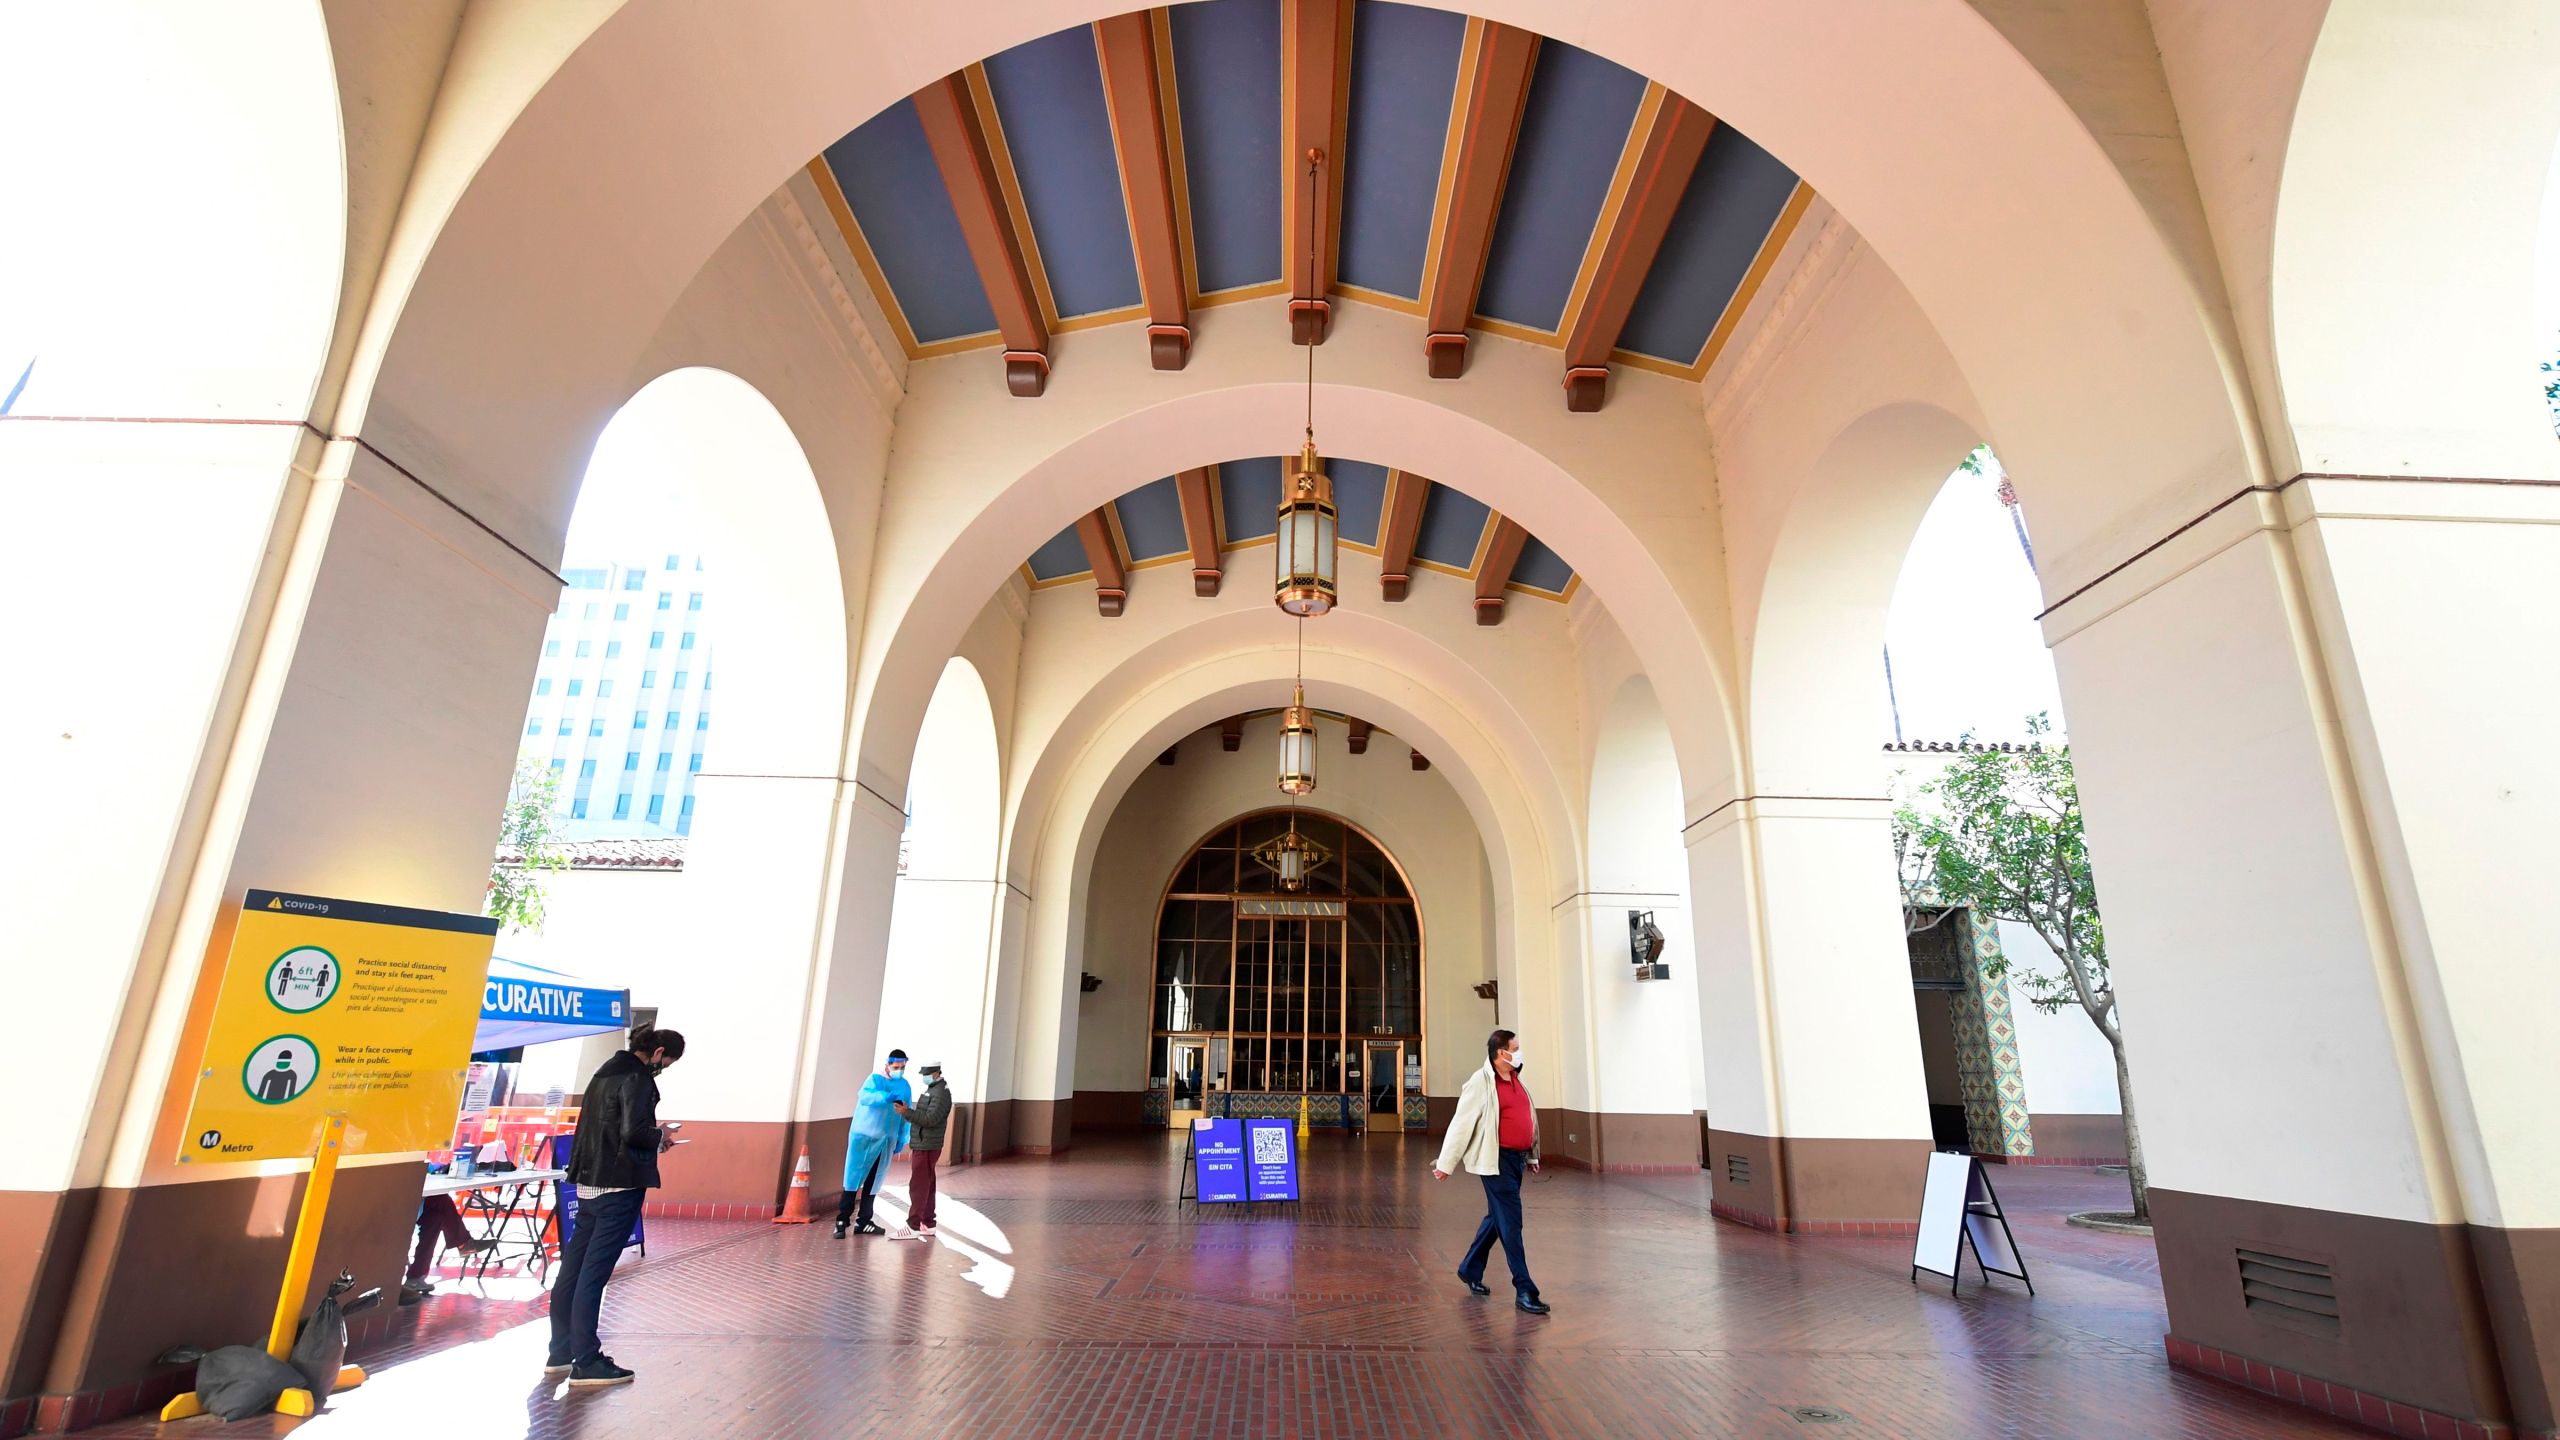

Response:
(1070, 1091), (1148, 1131)
(951, 1099), (1013, 1163)
(1, 1188), (98, 1403)
(1537, 1110), (1701, 1173)
(2027, 1112), (2128, 1164)
(1705, 1129), (1931, 1233)
(2167, 1333), (2543, 1440)
(27, 1162), (424, 1422)
(2150, 1187), (2560, 1431)
(1013, 1098), (1072, 1155)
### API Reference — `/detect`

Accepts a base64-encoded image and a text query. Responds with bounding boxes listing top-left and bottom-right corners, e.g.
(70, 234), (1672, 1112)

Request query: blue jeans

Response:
(1458, 1148), (1536, 1296)
(549, 1186), (644, 1366)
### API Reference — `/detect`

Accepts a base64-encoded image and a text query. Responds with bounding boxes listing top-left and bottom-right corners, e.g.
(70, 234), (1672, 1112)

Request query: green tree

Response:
(1893, 714), (2148, 1220)
(487, 756), (570, 934)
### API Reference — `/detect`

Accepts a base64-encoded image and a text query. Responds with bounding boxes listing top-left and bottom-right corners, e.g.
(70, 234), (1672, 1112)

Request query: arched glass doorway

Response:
(1148, 811), (1423, 1131)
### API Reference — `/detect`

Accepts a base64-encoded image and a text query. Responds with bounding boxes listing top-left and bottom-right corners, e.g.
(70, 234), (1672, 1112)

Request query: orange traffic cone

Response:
(773, 1146), (816, 1224)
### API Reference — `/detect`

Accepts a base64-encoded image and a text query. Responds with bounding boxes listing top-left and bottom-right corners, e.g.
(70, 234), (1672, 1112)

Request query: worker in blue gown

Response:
(834, 1048), (912, 1237)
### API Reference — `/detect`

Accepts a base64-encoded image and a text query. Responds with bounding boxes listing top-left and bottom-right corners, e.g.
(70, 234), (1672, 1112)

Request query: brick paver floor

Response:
(94, 1136), (2375, 1439)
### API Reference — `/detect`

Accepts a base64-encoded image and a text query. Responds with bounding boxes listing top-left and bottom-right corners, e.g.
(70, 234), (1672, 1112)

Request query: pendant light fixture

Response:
(1277, 615), (1317, 795)
(1275, 147), (1339, 618)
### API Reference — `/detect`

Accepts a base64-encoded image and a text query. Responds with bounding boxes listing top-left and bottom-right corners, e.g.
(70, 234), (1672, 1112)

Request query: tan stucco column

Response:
(3, 422), (559, 1422)
(2051, 474), (2560, 1433)
(1686, 798), (1935, 1233)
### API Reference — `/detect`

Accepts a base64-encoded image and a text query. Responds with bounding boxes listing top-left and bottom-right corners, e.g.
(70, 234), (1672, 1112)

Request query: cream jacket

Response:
(1434, 1060), (1539, 1176)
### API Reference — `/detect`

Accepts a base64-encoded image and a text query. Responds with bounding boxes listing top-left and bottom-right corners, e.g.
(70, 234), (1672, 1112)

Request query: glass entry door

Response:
(1365, 1040), (1404, 1132)
(1169, 1039), (1208, 1127)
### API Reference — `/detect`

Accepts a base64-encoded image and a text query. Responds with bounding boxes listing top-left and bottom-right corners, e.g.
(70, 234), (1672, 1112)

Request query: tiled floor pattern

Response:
(90, 1139), (2376, 1438)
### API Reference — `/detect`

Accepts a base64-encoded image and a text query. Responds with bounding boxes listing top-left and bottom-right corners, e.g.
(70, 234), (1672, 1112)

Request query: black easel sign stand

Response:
(1910, 1152), (2034, 1295)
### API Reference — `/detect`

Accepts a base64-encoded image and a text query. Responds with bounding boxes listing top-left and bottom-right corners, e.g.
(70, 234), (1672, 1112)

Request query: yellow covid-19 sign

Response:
(177, 890), (498, 1164)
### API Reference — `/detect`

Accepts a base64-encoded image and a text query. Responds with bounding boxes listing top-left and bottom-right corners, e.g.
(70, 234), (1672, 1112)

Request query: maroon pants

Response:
(409, 1193), (474, 1280)
(908, 1148), (941, 1230)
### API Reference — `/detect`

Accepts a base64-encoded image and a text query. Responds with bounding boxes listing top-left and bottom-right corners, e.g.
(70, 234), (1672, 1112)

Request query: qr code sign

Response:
(1252, 1128), (1288, 1166)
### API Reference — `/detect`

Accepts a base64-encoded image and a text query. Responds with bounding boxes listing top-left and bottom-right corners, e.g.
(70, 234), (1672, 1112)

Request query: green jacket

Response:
(904, 1078), (953, 1150)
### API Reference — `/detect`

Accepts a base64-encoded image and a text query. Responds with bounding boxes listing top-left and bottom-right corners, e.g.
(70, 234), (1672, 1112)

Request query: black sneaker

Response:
(854, 1221), (886, 1237)
(831, 1220), (849, 1239)
(542, 1355), (572, 1377)
(568, 1357), (634, 1387)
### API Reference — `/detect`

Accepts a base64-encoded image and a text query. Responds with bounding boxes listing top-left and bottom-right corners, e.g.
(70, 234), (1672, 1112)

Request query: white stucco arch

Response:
(985, 608), (1578, 1122)
(2270, 0), (2560, 482)
(595, 367), (848, 780)
(848, 317), (1740, 826)
(876, 657), (1006, 1106)
(1749, 402), (1985, 795)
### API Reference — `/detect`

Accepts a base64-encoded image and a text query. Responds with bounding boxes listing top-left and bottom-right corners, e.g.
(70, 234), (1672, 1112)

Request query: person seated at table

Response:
(400, 1194), (494, 1299)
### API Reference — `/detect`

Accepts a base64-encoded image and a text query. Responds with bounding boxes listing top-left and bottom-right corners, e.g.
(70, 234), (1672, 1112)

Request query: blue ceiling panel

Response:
(983, 26), (1143, 318)
(1026, 524), (1092, 581)
(1170, 0), (1283, 294)
(1330, 459), (1389, 546)
(1616, 125), (1799, 364)
(1475, 44), (1646, 333)
(1511, 534), (1573, 593)
(1116, 475), (1191, 561)
(1218, 456), (1284, 542)
(1413, 485), (1492, 568)
(1337, 2), (1466, 300)
(824, 101), (998, 343)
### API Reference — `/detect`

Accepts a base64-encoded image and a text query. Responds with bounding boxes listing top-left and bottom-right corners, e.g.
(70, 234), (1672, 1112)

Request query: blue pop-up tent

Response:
(475, 956), (629, 1051)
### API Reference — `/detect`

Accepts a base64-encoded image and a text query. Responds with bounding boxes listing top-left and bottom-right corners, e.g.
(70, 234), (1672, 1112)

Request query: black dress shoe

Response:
(1515, 1293), (1551, 1315)
(1458, 1273), (1490, 1296)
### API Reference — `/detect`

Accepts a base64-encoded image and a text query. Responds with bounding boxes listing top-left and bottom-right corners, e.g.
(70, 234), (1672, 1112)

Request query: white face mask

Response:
(1506, 1047), (1525, 1073)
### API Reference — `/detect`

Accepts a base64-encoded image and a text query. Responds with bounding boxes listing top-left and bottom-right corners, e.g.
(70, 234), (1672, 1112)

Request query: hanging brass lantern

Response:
(1249, 815), (1335, 892)
(1277, 685), (1318, 795)
(1274, 440), (1338, 617)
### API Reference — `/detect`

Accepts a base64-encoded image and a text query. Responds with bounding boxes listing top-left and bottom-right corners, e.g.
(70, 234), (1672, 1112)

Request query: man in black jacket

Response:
(546, 1025), (684, 1387)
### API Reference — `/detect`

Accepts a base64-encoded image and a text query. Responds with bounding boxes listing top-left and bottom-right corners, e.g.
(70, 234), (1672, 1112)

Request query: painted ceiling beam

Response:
(1282, 0), (1352, 345)
(1075, 509), (1127, 616)
(1410, 749), (1430, 772)
(1221, 716), (1245, 752)
(1378, 471), (1431, 601)
(1347, 719), (1372, 755)
(1158, 745), (1179, 766)
(1096, 13), (1192, 370)
(1473, 516), (1529, 626)
(1175, 466), (1222, 596)
(1423, 22), (1540, 380)
(912, 73), (1052, 396)
(1560, 93), (1716, 412)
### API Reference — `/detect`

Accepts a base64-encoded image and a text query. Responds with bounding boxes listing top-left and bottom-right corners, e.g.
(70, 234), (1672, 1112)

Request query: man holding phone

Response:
(547, 1024), (686, 1387)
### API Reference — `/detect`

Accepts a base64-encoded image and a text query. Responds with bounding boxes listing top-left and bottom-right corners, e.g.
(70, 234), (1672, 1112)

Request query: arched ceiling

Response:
(1019, 455), (1575, 621)
(811, 0), (1808, 408)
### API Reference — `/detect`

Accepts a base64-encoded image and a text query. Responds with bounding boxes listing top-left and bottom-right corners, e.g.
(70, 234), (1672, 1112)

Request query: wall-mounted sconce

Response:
(1080, 973), (1102, 994)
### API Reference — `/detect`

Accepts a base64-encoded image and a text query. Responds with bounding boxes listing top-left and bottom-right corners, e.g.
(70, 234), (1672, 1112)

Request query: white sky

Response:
(560, 383), (716, 565)
(1881, 457), (2066, 745)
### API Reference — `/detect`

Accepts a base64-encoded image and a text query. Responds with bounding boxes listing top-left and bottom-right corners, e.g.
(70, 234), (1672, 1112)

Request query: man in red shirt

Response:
(1433, 1027), (1546, 1313)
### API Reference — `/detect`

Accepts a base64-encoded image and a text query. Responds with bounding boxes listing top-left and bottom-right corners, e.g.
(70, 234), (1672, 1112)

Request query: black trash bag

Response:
(287, 1294), (347, 1404)
(190, 1345), (304, 1422)
(288, 1270), (365, 1403)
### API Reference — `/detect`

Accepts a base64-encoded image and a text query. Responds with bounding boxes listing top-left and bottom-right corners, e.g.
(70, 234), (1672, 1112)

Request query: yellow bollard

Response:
(161, 1114), (365, 1423)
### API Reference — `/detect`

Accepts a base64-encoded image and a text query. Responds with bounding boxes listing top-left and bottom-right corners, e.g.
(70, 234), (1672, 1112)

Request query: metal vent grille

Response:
(2237, 1248), (2341, 1336)
(1726, 1154), (1751, 1185)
